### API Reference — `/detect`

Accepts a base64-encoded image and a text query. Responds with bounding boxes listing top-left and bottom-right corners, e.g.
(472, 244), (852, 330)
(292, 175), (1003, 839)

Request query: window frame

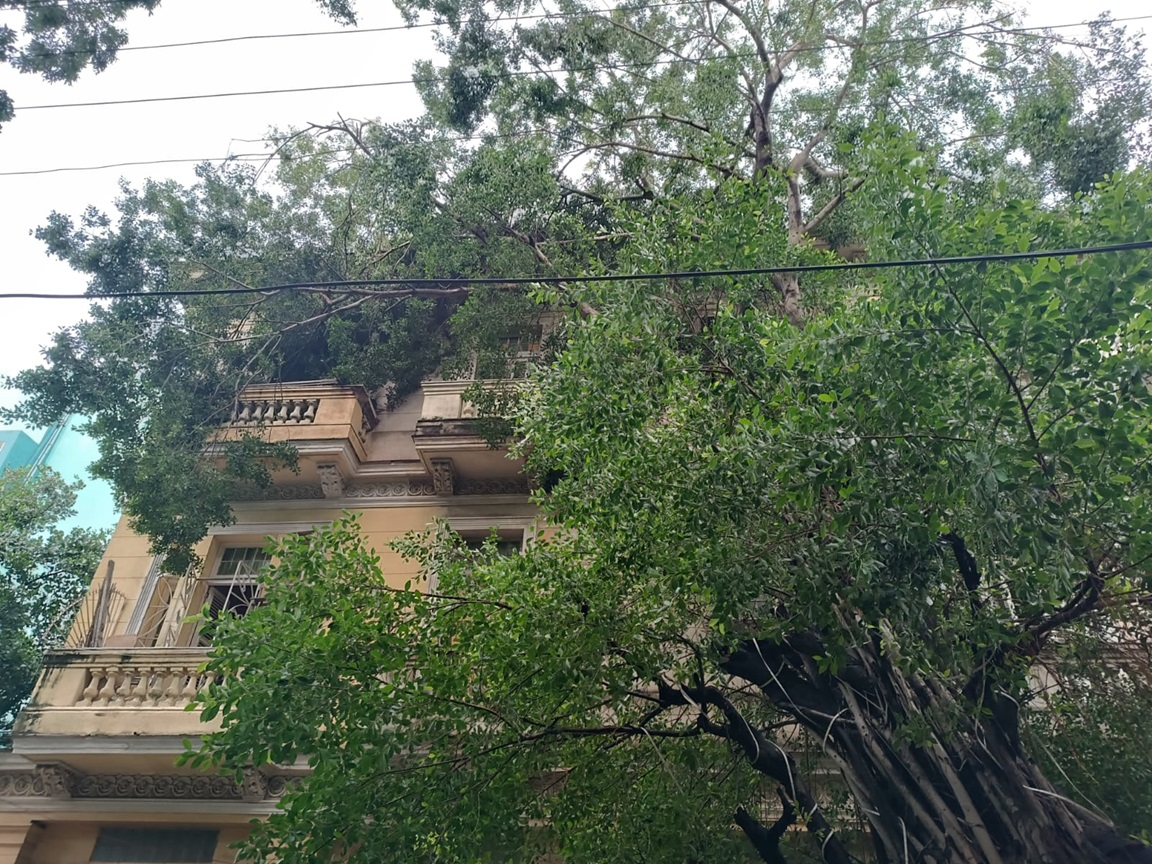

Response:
(193, 543), (273, 646)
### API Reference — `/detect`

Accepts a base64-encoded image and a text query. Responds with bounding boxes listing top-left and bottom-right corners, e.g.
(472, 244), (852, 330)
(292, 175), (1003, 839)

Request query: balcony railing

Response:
(74, 650), (212, 709)
(231, 396), (319, 425)
(218, 381), (378, 453)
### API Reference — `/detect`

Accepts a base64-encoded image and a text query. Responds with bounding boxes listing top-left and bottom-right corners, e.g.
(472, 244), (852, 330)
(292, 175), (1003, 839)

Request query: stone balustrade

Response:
(216, 382), (378, 469)
(77, 654), (211, 708)
(16, 649), (219, 737)
(231, 397), (319, 425)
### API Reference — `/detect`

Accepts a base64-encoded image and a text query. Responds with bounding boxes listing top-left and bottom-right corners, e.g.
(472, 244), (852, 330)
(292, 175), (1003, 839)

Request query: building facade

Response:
(0, 380), (536, 863)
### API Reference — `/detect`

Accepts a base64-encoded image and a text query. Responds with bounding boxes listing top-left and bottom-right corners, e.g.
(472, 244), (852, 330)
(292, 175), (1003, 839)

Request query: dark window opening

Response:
(459, 531), (523, 558)
(196, 546), (270, 646)
(90, 827), (218, 862)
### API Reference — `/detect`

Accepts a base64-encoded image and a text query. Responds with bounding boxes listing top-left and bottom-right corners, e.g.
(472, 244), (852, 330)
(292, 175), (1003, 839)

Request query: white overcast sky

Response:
(0, 0), (1149, 403)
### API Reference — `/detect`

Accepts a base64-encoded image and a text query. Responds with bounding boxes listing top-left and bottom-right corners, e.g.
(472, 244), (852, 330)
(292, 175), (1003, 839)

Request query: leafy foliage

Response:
(1025, 610), (1152, 839)
(0, 467), (106, 745)
(10, 0), (1152, 858)
(5, 132), (567, 570)
(196, 161), (1152, 862)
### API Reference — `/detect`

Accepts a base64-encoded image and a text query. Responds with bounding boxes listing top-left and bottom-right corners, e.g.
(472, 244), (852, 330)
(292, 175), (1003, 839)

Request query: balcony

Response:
(15, 649), (216, 740)
(413, 380), (527, 487)
(217, 380), (378, 465)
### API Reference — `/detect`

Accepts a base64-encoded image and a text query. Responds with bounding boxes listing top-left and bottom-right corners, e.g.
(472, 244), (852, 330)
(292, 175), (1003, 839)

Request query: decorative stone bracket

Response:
(431, 459), (456, 496)
(316, 463), (345, 498)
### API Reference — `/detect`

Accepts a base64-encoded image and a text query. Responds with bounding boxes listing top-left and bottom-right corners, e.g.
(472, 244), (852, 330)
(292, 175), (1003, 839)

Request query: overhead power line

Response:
(6, 0), (694, 58)
(14, 12), (1152, 112)
(1, 241), (1148, 301)
(0, 152), (338, 176)
(0, 127), (560, 176)
(10, 4), (1149, 61)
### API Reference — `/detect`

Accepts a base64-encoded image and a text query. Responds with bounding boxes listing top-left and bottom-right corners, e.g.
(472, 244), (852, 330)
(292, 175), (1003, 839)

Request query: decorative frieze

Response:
(233, 476), (529, 501)
(233, 484), (327, 501)
(0, 771), (298, 801)
(76, 774), (240, 800)
(345, 481), (436, 499)
(0, 773), (48, 798)
(456, 477), (531, 496)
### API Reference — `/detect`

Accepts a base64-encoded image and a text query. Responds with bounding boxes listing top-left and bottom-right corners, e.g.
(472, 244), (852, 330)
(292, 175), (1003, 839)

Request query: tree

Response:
(190, 159), (1152, 863)
(0, 467), (107, 745)
(1024, 607), (1152, 840)
(8, 0), (1152, 858)
(5, 129), (589, 571)
(7, 0), (1146, 569)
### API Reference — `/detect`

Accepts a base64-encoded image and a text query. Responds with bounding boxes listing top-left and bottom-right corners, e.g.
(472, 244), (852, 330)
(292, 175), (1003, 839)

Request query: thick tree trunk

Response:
(720, 638), (1152, 864)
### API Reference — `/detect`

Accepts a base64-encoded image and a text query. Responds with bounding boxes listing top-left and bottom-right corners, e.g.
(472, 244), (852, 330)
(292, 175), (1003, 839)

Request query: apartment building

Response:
(0, 379), (536, 863)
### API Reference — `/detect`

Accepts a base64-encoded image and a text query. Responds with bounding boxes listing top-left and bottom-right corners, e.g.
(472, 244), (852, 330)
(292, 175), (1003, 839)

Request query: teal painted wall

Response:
(0, 430), (39, 473)
(0, 416), (118, 535)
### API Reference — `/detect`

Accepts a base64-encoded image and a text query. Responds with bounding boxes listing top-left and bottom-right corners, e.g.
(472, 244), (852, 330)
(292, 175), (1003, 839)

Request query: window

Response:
(197, 546), (271, 646)
(460, 532), (523, 558)
(90, 827), (218, 862)
(427, 524), (527, 594)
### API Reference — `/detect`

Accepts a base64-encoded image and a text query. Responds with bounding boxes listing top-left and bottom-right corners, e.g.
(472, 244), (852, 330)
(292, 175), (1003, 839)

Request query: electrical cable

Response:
(7, 0), (696, 58)
(0, 240), (1147, 300)
(0, 126), (575, 175)
(9, 4), (1149, 62)
(14, 11), (1151, 112)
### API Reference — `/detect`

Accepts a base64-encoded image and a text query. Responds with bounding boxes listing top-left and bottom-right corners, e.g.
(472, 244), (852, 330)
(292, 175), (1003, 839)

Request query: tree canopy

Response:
(187, 150), (1152, 862)
(8, 0), (1152, 859)
(0, 467), (106, 745)
(8, 0), (1149, 572)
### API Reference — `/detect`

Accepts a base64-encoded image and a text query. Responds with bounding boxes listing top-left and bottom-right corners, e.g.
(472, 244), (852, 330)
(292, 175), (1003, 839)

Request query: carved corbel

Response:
(240, 768), (268, 802)
(431, 459), (456, 496)
(316, 463), (345, 499)
(35, 764), (77, 798)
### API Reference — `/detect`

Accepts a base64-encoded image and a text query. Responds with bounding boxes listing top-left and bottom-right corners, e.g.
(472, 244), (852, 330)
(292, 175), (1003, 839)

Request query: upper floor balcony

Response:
(215, 378), (528, 501)
(216, 380), (378, 464)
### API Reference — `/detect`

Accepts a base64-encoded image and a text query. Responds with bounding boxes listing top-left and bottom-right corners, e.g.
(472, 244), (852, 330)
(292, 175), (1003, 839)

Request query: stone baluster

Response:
(95, 667), (120, 705)
(79, 669), (103, 705)
(287, 400), (303, 422)
(147, 667), (167, 705)
(302, 400), (317, 422)
(113, 670), (135, 705)
(129, 670), (150, 705)
(181, 668), (203, 703)
(163, 667), (187, 706)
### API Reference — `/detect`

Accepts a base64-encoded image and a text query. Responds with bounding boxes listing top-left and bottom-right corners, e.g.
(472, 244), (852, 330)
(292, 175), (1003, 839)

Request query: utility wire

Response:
(1, 241), (1147, 300)
(6, 0), (694, 58)
(15, 11), (1151, 112)
(0, 126), (568, 176)
(9, 4), (1149, 61)
(0, 151), (349, 176)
